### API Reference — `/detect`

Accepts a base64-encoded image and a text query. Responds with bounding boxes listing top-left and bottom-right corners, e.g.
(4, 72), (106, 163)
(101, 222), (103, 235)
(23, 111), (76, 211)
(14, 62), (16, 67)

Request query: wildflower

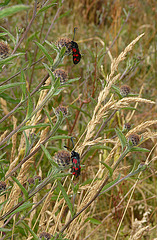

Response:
(55, 105), (68, 117)
(27, 178), (35, 185)
(55, 37), (72, 55)
(34, 175), (42, 182)
(124, 123), (131, 131)
(53, 68), (68, 84)
(127, 133), (140, 146)
(120, 85), (131, 97)
(0, 181), (6, 191)
(53, 150), (71, 168)
(39, 232), (52, 240)
(0, 42), (10, 59)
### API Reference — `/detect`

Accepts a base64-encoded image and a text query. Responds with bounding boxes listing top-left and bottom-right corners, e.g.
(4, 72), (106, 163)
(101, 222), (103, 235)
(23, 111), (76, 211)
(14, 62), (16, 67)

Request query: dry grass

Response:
(0, 1), (157, 240)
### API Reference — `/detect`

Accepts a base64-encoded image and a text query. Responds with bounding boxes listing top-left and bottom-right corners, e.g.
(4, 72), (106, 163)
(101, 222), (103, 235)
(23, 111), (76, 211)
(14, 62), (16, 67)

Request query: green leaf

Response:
(0, 82), (25, 94)
(86, 217), (102, 225)
(21, 221), (38, 240)
(115, 128), (127, 150)
(59, 46), (66, 58)
(45, 40), (60, 53)
(130, 147), (150, 152)
(11, 176), (28, 200)
(40, 144), (59, 168)
(0, 26), (16, 45)
(57, 180), (73, 217)
(43, 62), (55, 84)
(100, 161), (113, 177)
(100, 174), (121, 194)
(0, 93), (19, 104)
(0, 53), (24, 66)
(26, 90), (34, 119)
(37, 2), (57, 15)
(7, 202), (33, 219)
(35, 41), (53, 65)
(69, 104), (91, 118)
(0, 0), (11, 7)
(0, 227), (11, 232)
(49, 135), (72, 141)
(65, 77), (80, 84)
(20, 123), (49, 131)
(0, 5), (30, 19)
(43, 108), (54, 128)
(20, 70), (26, 101)
(23, 131), (30, 157)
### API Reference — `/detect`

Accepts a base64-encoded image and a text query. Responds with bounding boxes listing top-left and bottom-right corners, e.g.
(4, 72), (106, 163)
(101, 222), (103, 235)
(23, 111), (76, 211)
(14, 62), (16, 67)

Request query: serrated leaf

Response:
(100, 161), (113, 177)
(86, 217), (102, 225)
(115, 128), (127, 150)
(57, 180), (73, 217)
(11, 176), (28, 200)
(35, 41), (53, 65)
(40, 144), (59, 168)
(22, 221), (38, 240)
(130, 147), (150, 152)
(0, 5), (30, 19)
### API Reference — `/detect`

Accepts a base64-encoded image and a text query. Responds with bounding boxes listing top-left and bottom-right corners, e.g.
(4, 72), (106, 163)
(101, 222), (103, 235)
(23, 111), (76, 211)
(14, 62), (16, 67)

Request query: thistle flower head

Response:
(34, 175), (42, 183)
(55, 105), (68, 117)
(120, 85), (131, 97)
(127, 133), (140, 146)
(124, 123), (131, 131)
(56, 37), (72, 55)
(39, 232), (52, 240)
(53, 68), (68, 84)
(27, 178), (35, 185)
(0, 42), (10, 59)
(0, 181), (6, 191)
(53, 150), (71, 168)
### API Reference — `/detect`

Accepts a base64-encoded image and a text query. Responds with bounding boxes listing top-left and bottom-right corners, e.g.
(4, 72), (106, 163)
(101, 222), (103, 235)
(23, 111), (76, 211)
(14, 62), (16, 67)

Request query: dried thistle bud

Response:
(27, 178), (35, 185)
(56, 37), (72, 55)
(124, 123), (131, 131)
(127, 133), (140, 146)
(0, 181), (6, 191)
(120, 85), (131, 97)
(39, 232), (52, 240)
(53, 68), (68, 84)
(34, 175), (42, 182)
(55, 105), (68, 117)
(0, 42), (10, 59)
(54, 150), (71, 168)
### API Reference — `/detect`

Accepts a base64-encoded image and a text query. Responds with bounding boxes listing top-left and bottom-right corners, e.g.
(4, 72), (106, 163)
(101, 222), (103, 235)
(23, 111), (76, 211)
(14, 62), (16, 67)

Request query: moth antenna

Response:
(73, 27), (78, 41)
(71, 137), (75, 148)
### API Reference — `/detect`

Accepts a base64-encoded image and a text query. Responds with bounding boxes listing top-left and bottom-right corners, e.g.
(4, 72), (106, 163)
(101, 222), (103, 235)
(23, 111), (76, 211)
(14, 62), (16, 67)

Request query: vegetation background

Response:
(0, 0), (156, 239)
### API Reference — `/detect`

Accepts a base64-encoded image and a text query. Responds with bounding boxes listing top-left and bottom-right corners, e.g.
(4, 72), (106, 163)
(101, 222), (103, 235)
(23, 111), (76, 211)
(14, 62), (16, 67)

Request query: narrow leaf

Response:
(35, 41), (53, 65)
(23, 131), (30, 157)
(37, 2), (57, 15)
(26, 90), (34, 119)
(130, 147), (150, 152)
(100, 161), (113, 177)
(40, 144), (59, 168)
(0, 5), (30, 19)
(43, 108), (54, 128)
(20, 70), (26, 101)
(0, 82), (25, 94)
(86, 217), (101, 225)
(115, 128), (127, 150)
(0, 26), (16, 45)
(57, 180), (73, 216)
(100, 174), (121, 194)
(11, 176), (28, 200)
(45, 40), (60, 53)
(22, 221), (38, 240)
(0, 53), (24, 66)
